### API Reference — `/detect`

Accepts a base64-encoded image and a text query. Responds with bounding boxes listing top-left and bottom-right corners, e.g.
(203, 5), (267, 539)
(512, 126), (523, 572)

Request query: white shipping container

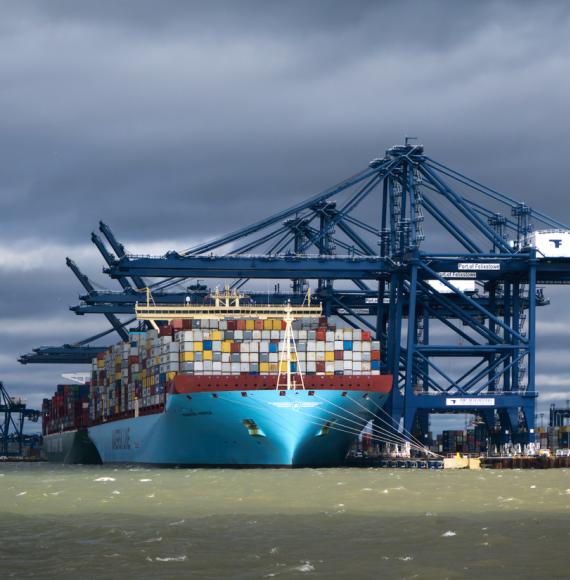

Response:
(325, 362), (335, 373)
(307, 362), (316, 373)
(526, 230), (570, 257)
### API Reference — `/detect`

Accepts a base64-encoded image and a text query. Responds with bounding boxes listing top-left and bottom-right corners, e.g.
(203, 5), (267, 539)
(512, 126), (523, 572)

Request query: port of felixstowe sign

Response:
(458, 263), (501, 270)
(446, 398), (495, 407)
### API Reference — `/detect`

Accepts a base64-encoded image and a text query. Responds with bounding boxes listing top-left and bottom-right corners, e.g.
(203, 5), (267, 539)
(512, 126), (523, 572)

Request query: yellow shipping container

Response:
(279, 361), (288, 372)
(222, 341), (232, 353)
(194, 341), (203, 352)
(272, 320), (282, 330)
(181, 352), (194, 362)
(260, 362), (270, 373)
(269, 363), (279, 373)
(203, 351), (213, 361)
(325, 351), (335, 362)
(212, 330), (222, 341)
(246, 320), (255, 330)
(264, 319), (273, 330)
(167, 371), (177, 380)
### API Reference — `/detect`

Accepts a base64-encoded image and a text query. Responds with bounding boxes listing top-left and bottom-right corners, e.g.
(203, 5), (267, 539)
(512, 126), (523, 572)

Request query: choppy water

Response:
(1, 464), (570, 579)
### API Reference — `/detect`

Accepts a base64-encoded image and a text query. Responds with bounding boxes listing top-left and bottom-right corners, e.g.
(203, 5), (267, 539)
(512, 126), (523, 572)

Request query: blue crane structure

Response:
(0, 381), (41, 456)
(19, 142), (570, 445)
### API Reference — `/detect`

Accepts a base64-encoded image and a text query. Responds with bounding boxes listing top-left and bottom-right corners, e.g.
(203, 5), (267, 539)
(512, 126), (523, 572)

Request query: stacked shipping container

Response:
(42, 384), (90, 435)
(88, 317), (381, 423)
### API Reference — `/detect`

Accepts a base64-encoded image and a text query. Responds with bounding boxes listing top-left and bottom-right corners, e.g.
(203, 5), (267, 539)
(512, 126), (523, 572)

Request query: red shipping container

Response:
(171, 320), (184, 330)
(159, 325), (173, 337)
(183, 319), (193, 330)
(227, 320), (237, 330)
(334, 350), (344, 360)
(254, 320), (264, 330)
(371, 350), (380, 360)
(316, 362), (326, 373)
(231, 343), (241, 353)
(362, 331), (371, 341)
(128, 356), (139, 364)
(316, 330), (326, 341)
(236, 320), (246, 330)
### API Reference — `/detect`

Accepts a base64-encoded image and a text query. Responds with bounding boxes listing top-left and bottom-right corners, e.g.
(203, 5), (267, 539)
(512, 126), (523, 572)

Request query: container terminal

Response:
(13, 140), (570, 467)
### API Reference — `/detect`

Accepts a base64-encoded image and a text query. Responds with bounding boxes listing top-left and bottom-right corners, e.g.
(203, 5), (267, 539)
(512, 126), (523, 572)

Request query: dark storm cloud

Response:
(1, 0), (570, 417)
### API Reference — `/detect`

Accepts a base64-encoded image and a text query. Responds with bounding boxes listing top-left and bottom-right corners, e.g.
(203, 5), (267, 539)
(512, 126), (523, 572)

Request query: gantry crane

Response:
(20, 141), (570, 446)
(0, 382), (40, 456)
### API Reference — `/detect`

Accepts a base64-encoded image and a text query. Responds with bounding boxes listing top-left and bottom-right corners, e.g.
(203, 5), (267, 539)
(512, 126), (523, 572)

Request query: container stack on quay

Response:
(42, 384), (90, 436)
(88, 317), (381, 423)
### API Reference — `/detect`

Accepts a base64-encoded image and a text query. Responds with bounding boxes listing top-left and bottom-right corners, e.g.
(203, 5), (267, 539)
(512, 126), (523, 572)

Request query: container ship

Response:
(42, 291), (392, 466)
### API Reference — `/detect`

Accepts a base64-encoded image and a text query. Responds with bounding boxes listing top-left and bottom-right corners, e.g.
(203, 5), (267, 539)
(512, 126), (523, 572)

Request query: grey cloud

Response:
(1, 0), (570, 420)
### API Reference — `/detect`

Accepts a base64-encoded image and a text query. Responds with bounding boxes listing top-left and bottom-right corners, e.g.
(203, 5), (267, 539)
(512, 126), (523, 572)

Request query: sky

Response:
(1, 0), (570, 432)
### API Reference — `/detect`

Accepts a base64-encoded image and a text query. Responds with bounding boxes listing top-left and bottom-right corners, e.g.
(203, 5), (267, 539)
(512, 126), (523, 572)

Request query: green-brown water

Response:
(1, 464), (570, 579)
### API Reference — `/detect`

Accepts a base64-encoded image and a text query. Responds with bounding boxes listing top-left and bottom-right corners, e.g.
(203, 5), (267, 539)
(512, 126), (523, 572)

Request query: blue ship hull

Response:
(87, 389), (389, 467)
